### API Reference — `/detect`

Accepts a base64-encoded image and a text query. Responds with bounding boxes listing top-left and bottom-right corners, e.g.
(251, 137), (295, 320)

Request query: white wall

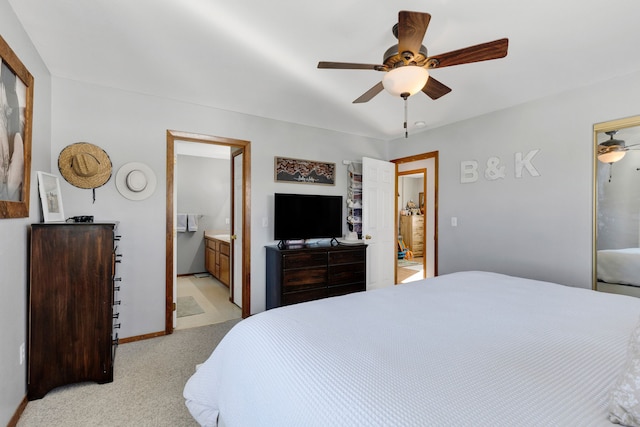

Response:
(50, 77), (387, 338)
(176, 155), (230, 275)
(389, 69), (640, 289)
(0, 0), (52, 423)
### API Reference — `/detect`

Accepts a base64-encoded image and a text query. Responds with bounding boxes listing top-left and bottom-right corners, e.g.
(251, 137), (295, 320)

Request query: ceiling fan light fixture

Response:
(598, 147), (626, 163)
(382, 66), (429, 97)
(598, 130), (628, 163)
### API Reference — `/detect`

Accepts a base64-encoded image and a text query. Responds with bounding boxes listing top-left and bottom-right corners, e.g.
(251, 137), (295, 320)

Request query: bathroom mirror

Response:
(593, 115), (640, 296)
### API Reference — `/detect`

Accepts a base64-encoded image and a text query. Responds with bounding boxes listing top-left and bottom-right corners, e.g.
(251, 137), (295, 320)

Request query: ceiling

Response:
(8, 0), (640, 141)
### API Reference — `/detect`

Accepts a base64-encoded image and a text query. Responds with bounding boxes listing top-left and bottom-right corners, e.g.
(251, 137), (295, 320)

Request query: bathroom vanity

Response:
(205, 233), (230, 287)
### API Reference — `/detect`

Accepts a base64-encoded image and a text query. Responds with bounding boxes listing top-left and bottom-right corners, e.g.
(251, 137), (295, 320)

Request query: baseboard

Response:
(119, 330), (166, 344)
(7, 395), (27, 427)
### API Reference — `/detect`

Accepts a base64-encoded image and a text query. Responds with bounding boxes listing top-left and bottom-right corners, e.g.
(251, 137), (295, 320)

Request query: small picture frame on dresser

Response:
(37, 171), (65, 222)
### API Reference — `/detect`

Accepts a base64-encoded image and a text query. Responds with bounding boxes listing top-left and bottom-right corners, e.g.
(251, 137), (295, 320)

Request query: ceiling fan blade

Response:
(353, 81), (384, 103)
(427, 38), (509, 68)
(421, 76), (452, 100)
(397, 11), (431, 59)
(318, 61), (383, 70)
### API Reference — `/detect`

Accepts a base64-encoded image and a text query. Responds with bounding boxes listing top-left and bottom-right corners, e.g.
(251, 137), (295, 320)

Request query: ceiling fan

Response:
(317, 10), (509, 104)
(597, 130), (640, 163)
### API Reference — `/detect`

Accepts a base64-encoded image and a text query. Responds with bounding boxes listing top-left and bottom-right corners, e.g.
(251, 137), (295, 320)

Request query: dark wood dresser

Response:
(28, 222), (121, 400)
(265, 243), (366, 309)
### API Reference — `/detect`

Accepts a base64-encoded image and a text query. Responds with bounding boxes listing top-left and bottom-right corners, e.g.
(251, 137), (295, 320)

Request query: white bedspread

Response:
(598, 248), (640, 286)
(184, 271), (640, 427)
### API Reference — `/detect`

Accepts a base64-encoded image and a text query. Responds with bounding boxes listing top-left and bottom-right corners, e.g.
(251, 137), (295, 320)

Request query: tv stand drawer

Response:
(283, 267), (327, 291)
(283, 288), (328, 306)
(283, 252), (326, 269)
(328, 262), (365, 286)
(328, 282), (365, 298)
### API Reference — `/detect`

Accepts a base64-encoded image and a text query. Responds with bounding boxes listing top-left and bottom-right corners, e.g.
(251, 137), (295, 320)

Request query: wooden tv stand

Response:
(265, 242), (366, 309)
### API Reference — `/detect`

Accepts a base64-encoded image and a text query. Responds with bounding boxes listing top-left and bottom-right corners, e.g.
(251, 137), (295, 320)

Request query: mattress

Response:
(598, 248), (640, 286)
(184, 271), (640, 427)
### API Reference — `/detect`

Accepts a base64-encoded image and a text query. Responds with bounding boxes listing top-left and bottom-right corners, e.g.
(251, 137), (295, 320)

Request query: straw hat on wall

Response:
(58, 142), (112, 189)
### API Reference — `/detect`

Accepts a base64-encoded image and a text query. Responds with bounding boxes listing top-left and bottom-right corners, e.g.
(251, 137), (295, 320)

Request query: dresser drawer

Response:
(282, 288), (327, 306)
(206, 239), (217, 250)
(282, 267), (327, 291)
(328, 249), (365, 265)
(283, 252), (327, 269)
(328, 282), (365, 297)
(328, 262), (365, 286)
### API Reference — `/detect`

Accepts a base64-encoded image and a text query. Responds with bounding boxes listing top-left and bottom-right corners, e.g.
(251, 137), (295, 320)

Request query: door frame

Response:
(391, 151), (438, 282)
(165, 130), (251, 335)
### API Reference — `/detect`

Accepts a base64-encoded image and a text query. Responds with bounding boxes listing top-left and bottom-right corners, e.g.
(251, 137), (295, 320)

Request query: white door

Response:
(232, 152), (243, 307)
(362, 157), (396, 290)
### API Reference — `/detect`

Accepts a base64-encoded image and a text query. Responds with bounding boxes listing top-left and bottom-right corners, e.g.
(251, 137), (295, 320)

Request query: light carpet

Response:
(17, 318), (241, 427)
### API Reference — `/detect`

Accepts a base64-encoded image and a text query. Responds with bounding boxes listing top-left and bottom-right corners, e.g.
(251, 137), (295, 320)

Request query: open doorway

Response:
(165, 130), (251, 335)
(397, 169), (427, 283)
(392, 151), (438, 284)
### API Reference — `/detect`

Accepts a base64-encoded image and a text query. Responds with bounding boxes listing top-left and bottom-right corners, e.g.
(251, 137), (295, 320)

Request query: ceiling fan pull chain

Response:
(403, 93), (409, 138)
(609, 163), (614, 182)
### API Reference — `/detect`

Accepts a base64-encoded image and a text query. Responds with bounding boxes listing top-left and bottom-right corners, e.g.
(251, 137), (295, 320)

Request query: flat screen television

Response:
(274, 193), (343, 242)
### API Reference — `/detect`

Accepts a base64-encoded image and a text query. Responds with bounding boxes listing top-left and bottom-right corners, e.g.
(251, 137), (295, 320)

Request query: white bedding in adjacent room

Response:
(184, 271), (640, 427)
(598, 248), (640, 286)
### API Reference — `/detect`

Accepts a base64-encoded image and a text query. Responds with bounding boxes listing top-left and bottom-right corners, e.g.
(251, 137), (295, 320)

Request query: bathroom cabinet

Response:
(205, 235), (230, 287)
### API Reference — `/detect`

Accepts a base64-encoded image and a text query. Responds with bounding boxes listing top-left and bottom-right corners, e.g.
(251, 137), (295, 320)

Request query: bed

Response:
(184, 271), (640, 427)
(598, 248), (640, 286)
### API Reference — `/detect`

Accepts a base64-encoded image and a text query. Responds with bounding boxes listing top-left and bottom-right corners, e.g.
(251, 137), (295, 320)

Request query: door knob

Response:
(231, 235), (237, 240)
(365, 235), (372, 240)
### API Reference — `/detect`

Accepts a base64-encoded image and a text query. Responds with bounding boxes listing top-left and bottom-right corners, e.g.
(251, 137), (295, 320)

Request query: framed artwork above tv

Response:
(274, 157), (335, 185)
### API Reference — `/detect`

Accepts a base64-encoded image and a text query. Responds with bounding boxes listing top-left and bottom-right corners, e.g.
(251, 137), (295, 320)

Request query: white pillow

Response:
(609, 318), (640, 426)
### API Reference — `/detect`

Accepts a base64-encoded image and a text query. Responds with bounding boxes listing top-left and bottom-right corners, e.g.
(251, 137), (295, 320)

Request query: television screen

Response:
(274, 193), (343, 241)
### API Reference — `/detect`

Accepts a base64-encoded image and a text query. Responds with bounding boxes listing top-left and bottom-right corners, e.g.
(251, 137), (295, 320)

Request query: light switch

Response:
(451, 216), (458, 227)
(262, 217), (268, 228)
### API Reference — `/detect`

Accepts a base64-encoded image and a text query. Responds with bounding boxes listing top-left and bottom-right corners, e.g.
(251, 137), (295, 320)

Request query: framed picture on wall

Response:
(274, 157), (336, 185)
(0, 35), (34, 218)
(37, 172), (65, 222)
